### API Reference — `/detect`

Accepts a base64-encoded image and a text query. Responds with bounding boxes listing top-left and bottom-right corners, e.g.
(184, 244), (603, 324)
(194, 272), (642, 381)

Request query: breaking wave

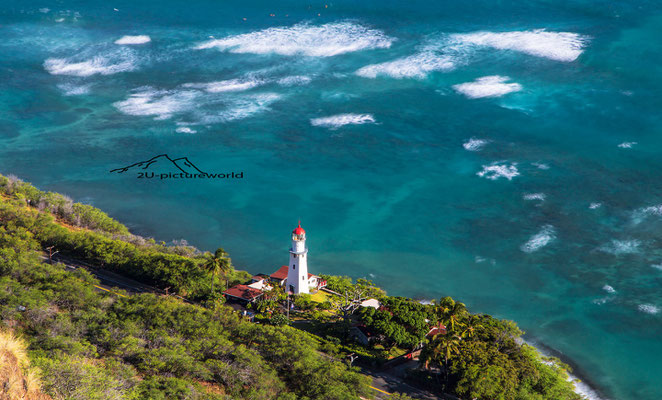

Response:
(355, 51), (455, 79)
(520, 225), (555, 253)
(477, 162), (519, 180)
(207, 93), (282, 123)
(113, 88), (199, 120)
(638, 304), (659, 315)
(462, 138), (488, 151)
(310, 113), (376, 129)
(617, 141), (637, 149)
(524, 340), (609, 400)
(633, 204), (662, 217)
(599, 239), (641, 255)
(175, 126), (196, 134)
(196, 22), (393, 57)
(523, 193), (546, 201)
(183, 78), (263, 93)
(592, 297), (612, 305)
(451, 29), (589, 62)
(277, 75), (312, 86)
(115, 35), (151, 45)
(602, 284), (616, 294)
(44, 49), (137, 77)
(453, 75), (522, 99)
(57, 83), (91, 96)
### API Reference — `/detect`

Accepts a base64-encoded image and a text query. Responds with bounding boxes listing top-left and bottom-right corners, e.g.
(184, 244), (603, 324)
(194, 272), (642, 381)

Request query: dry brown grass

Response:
(0, 330), (51, 400)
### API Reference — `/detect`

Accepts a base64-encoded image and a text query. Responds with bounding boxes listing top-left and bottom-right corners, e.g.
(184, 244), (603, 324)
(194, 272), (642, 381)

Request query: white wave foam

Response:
(523, 193), (546, 201)
(183, 78), (263, 93)
(532, 162), (550, 170)
(599, 239), (641, 255)
(474, 256), (496, 265)
(310, 113), (375, 129)
(477, 162), (519, 180)
(196, 22), (392, 57)
(573, 378), (610, 400)
(651, 264), (662, 271)
(521, 225), (555, 253)
(638, 304), (659, 314)
(210, 93), (282, 123)
(113, 88), (198, 120)
(634, 205), (662, 218)
(175, 126), (196, 134)
(57, 83), (91, 96)
(589, 202), (602, 209)
(592, 296), (612, 305)
(462, 138), (488, 151)
(44, 51), (136, 77)
(602, 284), (616, 294)
(631, 205), (662, 224)
(617, 141), (637, 149)
(640, 205), (662, 215)
(277, 75), (312, 86)
(451, 30), (588, 62)
(453, 75), (522, 99)
(39, 7), (50, 13)
(356, 51), (455, 79)
(524, 340), (609, 400)
(115, 35), (151, 45)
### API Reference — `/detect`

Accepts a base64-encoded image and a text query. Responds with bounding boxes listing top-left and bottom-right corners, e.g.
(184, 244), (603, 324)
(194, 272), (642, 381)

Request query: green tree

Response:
(202, 248), (232, 298)
(435, 296), (467, 333)
(422, 333), (462, 390)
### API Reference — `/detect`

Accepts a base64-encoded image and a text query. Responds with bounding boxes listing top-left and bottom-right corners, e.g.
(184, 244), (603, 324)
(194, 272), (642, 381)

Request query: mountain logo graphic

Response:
(110, 154), (243, 180)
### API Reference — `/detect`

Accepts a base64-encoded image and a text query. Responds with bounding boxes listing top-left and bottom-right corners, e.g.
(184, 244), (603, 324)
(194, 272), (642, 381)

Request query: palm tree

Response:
(460, 324), (476, 339)
(203, 247), (232, 297)
(460, 315), (480, 340)
(435, 296), (467, 334)
(423, 333), (462, 390)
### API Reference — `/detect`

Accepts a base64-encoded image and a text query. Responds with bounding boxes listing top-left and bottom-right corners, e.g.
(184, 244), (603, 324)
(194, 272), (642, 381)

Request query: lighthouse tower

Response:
(287, 221), (309, 294)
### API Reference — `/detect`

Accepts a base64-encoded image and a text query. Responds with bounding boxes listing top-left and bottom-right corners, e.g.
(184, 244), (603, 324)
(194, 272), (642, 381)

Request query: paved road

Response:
(46, 253), (191, 303)
(363, 361), (445, 400)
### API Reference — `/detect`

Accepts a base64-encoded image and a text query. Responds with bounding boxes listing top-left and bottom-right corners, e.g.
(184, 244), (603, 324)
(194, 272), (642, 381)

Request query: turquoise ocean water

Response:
(2, 1), (662, 398)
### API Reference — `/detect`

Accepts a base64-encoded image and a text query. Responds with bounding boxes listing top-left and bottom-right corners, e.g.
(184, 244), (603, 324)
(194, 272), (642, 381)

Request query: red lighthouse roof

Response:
(293, 221), (305, 235)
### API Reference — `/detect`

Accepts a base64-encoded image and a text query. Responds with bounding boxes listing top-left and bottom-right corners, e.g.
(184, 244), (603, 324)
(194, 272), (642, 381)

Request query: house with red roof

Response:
(222, 284), (263, 304)
(270, 265), (326, 293)
(224, 222), (327, 304)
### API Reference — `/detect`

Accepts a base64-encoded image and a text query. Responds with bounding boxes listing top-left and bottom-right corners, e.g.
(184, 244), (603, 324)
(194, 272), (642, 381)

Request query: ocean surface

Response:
(2, 1), (662, 398)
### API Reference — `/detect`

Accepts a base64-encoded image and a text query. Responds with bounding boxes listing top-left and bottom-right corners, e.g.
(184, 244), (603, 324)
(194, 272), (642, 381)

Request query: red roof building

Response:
(223, 284), (263, 303)
(426, 323), (447, 338)
(270, 265), (289, 282)
(269, 265), (326, 291)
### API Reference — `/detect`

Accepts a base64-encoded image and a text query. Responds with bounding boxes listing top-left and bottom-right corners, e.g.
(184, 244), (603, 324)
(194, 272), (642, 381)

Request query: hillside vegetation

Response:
(0, 174), (582, 400)
(0, 329), (51, 400)
(0, 174), (370, 400)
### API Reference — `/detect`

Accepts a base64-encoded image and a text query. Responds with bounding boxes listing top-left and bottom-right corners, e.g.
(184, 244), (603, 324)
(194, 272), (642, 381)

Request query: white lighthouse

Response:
(287, 221), (309, 294)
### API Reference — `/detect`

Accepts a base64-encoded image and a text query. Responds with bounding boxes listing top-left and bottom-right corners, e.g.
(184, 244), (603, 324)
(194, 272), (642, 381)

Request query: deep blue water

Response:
(2, 1), (662, 398)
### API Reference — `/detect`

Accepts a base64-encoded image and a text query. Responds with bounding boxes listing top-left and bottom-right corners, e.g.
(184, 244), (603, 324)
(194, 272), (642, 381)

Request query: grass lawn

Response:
(310, 289), (334, 303)
(372, 344), (408, 360)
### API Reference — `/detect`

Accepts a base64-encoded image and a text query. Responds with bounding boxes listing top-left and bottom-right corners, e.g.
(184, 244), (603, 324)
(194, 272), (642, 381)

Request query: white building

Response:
(288, 221), (310, 294)
(269, 222), (326, 294)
